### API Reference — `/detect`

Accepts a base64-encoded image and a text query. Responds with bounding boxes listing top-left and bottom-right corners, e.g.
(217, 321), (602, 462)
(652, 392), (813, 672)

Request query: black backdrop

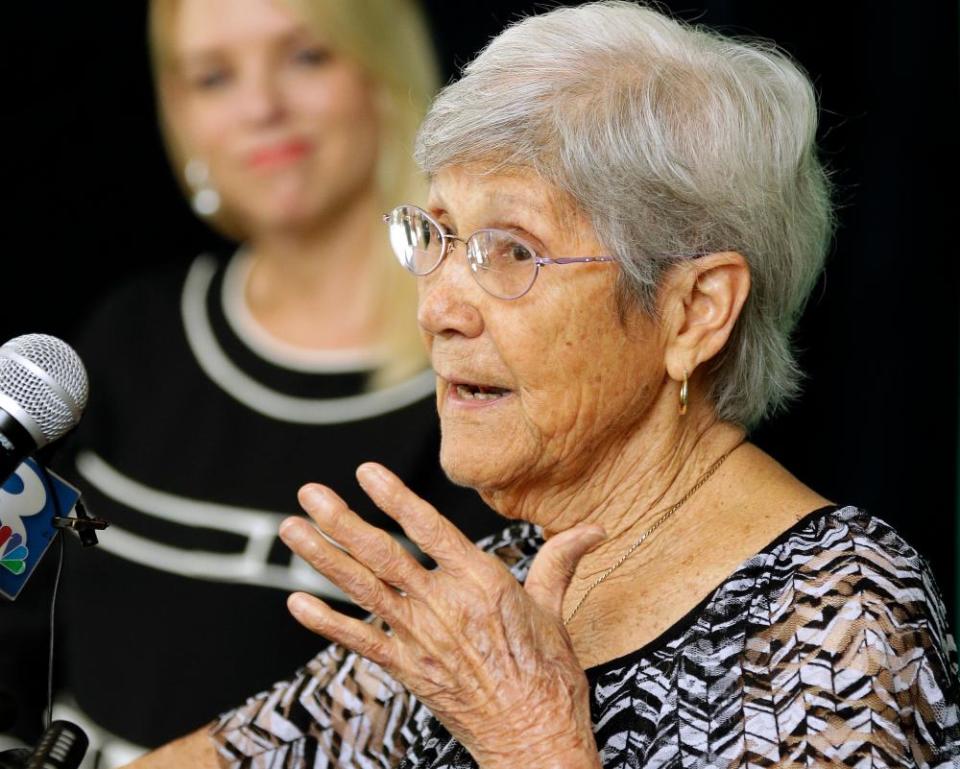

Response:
(2, 1), (958, 624)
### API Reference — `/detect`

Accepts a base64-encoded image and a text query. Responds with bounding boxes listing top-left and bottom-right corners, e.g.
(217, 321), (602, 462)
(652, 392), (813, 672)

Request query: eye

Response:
(508, 241), (534, 263)
(292, 45), (332, 67)
(419, 217), (435, 246)
(189, 68), (232, 90)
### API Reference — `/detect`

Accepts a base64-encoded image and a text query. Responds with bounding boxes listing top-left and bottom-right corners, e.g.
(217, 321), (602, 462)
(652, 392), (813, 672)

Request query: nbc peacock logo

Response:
(0, 523), (28, 575)
(2, 458), (82, 600)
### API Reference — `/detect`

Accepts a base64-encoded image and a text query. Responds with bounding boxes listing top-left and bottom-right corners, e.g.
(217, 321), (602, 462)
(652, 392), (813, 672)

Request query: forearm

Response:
(118, 726), (219, 769)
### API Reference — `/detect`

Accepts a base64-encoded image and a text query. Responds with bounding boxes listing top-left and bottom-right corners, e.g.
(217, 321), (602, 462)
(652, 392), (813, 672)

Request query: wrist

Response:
(527, 745), (602, 769)
(478, 733), (601, 769)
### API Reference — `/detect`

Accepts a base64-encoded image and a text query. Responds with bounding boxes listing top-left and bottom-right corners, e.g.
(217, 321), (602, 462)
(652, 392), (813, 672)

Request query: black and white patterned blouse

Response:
(212, 506), (960, 768)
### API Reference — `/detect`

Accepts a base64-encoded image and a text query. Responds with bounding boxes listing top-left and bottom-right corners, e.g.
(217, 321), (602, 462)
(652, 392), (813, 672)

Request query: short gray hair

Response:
(415, 1), (834, 428)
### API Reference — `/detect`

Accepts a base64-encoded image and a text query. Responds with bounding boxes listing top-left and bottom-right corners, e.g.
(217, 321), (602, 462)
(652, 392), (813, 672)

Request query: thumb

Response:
(524, 525), (607, 618)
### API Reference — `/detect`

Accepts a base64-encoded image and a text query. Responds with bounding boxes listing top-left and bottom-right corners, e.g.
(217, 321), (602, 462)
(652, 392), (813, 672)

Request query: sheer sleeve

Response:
(742, 518), (960, 768)
(209, 616), (423, 769)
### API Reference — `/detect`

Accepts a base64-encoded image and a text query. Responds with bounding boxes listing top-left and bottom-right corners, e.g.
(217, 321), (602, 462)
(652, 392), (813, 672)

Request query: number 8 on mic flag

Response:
(0, 458), (81, 600)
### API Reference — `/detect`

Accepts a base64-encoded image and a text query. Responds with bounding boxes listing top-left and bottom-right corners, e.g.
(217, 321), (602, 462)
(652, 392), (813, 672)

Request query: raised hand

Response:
(278, 462), (605, 769)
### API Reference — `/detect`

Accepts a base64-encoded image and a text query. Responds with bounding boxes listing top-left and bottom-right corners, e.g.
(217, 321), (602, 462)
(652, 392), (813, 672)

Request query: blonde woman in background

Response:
(0, 0), (502, 766)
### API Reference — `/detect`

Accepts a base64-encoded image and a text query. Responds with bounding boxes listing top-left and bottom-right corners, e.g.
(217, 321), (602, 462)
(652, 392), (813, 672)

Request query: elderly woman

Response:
(130, 2), (959, 767)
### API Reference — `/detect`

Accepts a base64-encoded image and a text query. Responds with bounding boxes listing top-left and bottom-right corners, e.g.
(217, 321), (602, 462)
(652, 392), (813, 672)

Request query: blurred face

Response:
(164, 0), (380, 231)
(419, 167), (667, 500)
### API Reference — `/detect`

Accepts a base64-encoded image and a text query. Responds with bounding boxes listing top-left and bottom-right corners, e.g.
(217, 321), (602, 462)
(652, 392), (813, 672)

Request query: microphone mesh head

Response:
(0, 334), (89, 445)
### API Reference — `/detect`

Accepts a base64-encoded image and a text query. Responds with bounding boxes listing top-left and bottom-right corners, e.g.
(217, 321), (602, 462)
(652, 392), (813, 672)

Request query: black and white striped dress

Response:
(213, 506), (960, 768)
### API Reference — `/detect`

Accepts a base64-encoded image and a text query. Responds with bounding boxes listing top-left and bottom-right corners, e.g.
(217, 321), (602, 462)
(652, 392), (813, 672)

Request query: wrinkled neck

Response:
(481, 400), (745, 558)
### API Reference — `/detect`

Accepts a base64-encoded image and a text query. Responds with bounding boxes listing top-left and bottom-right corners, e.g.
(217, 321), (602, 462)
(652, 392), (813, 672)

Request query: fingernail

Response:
(357, 463), (389, 485)
(583, 525), (607, 546)
(299, 484), (327, 508)
(288, 593), (309, 614)
(279, 518), (306, 543)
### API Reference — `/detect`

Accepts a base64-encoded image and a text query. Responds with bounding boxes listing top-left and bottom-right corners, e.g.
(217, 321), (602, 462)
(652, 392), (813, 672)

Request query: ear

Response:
(661, 252), (751, 382)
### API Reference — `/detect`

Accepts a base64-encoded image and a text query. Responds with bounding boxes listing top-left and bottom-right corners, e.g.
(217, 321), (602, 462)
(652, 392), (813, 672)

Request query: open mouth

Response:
(452, 383), (511, 401)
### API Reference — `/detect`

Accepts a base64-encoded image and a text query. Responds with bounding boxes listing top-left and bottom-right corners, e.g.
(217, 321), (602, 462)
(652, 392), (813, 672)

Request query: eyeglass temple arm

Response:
(537, 256), (616, 266)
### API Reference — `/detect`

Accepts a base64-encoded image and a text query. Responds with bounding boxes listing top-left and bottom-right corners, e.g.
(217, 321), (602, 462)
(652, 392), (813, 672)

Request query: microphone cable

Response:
(38, 463), (65, 731)
(44, 536), (63, 731)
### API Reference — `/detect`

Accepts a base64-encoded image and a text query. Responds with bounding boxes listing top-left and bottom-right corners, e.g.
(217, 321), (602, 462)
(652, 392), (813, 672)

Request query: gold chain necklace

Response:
(562, 444), (741, 626)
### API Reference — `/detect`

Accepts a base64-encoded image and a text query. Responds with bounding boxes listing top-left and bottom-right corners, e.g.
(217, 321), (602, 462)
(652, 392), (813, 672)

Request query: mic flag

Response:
(0, 458), (80, 601)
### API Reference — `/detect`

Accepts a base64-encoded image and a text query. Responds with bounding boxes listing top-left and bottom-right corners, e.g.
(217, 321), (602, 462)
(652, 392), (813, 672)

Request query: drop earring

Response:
(185, 158), (221, 217)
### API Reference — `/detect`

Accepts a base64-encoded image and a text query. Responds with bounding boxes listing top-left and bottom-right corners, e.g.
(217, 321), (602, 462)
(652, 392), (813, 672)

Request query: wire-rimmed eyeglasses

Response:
(382, 204), (615, 300)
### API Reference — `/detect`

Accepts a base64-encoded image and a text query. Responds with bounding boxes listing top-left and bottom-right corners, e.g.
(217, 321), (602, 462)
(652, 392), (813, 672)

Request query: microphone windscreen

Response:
(0, 335), (88, 448)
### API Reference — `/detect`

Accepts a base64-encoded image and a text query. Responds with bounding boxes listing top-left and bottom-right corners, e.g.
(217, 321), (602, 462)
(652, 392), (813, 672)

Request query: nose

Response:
(236, 65), (285, 126)
(417, 239), (485, 339)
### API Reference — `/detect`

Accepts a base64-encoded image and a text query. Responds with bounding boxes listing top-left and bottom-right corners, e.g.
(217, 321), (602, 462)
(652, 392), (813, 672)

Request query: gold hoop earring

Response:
(678, 371), (689, 415)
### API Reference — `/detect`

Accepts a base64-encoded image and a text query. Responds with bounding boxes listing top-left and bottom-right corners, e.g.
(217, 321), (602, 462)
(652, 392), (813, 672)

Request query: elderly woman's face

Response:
(419, 167), (667, 498)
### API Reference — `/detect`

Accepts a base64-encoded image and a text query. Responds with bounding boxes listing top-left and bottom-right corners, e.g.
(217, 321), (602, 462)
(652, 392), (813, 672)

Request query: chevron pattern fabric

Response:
(211, 507), (960, 768)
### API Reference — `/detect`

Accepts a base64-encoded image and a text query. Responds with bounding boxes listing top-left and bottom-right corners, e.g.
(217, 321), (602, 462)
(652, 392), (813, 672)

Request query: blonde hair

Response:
(149, 0), (438, 387)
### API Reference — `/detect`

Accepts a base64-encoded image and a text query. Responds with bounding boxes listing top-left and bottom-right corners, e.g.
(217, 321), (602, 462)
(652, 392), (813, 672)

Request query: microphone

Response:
(24, 721), (88, 769)
(0, 335), (88, 487)
(1, 335), (97, 601)
(0, 341), (92, 765)
(0, 720), (88, 769)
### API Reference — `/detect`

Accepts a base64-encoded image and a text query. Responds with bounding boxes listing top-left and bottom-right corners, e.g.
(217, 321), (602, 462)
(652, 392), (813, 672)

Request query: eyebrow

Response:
(176, 25), (317, 66)
(451, 196), (579, 246)
(430, 187), (552, 219)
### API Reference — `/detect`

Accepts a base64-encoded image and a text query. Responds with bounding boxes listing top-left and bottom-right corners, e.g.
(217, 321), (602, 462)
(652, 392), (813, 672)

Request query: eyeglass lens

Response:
(387, 207), (444, 274)
(387, 206), (539, 299)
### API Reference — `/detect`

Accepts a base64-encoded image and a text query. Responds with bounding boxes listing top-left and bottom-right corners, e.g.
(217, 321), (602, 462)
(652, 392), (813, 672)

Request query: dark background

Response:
(2, 1), (958, 625)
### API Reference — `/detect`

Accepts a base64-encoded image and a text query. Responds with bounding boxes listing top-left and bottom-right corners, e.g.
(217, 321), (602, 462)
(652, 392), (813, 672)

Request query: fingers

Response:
(287, 592), (395, 669)
(294, 483), (430, 597)
(524, 525), (607, 618)
(355, 463), (476, 574)
(280, 516), (408, 624)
